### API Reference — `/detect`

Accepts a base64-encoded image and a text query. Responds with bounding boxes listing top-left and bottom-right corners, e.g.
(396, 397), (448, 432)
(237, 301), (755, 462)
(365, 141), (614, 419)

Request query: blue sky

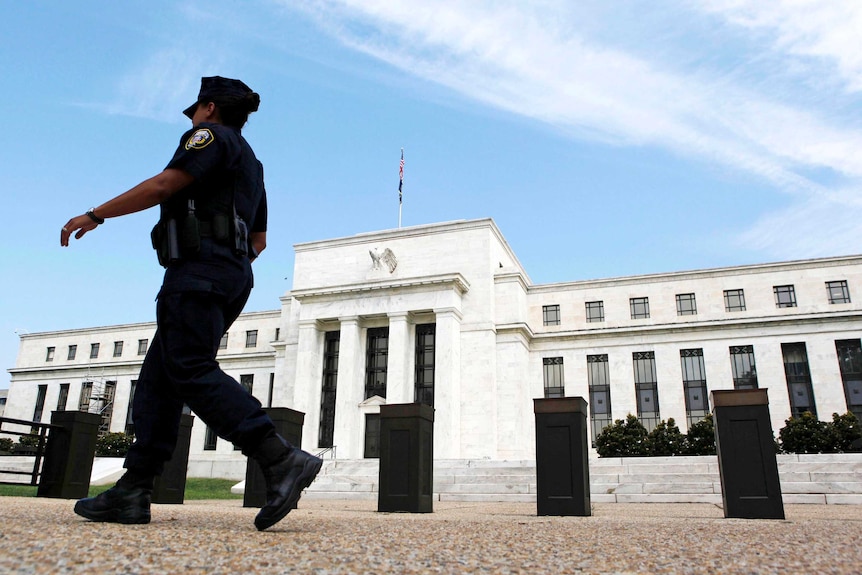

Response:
(3, 1), (862, 386)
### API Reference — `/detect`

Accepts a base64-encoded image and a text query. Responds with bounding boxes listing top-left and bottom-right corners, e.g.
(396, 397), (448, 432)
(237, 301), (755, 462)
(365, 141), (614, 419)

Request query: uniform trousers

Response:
(124, 239), (276, 477)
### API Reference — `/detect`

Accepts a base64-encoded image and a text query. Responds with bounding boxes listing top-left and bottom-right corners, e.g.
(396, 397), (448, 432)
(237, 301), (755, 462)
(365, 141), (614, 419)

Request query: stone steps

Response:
(303, 454), (862, 504)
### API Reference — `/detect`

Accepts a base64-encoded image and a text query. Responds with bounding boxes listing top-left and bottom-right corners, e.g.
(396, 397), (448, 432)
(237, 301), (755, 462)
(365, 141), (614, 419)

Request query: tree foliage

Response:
(595, 414), (649, 457)
(596, 414), (715, 457)
(683, 415), (716, 455)
(828, 412), (862, 452)
(18, 434), (40, 447)
(96, 432), (134, 457)
(647, 418), (685, 456)
(595, 411), (861, 457)
(779, 411), (861, 454)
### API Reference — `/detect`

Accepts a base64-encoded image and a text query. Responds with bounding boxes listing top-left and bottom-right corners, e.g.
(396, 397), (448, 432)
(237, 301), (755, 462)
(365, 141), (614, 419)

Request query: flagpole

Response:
(398, 148), (404, 228)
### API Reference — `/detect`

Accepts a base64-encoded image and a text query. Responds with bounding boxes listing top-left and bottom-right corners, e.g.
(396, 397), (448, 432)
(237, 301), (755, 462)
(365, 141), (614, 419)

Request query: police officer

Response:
(60, 76), (321, 531)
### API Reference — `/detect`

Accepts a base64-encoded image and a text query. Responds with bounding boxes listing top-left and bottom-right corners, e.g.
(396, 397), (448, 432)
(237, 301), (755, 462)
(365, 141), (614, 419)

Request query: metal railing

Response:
(315, 445), (337, 460)
(0, 416), (61, 486)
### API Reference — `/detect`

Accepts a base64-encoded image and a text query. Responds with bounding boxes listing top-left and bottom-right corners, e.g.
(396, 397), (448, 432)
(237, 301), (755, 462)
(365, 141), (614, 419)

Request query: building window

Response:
(57, 383), (70, 411)
(774, 285), (797, 308)
(45, 347), (55, 362)
(730, 345), (758, 390)
(239, 374), (254, 395)
(125, 381), (137, 435)
(543, 357), (565, 398)
(633, 351), (660, 432)
(137, 339), (148, 355)
(245, 330), (258, 348)
(89, 343), (100, 359)
(78, 382), (93, 412)
(585, 301), (604, 323)
(219, 333), (228, 350)
(415, 324), (436, 406)
(676, 293), (697, 316)
(827, 280), (851, 304)
(782, 342), (816, 418)
(67, 345), (77, 361)
(835, 340), (862, 422)
(33, 385), (48, 423)
(630, 297), (650, 319)
(203, 426), (217, 451)
(113, 341), (124, 358)
(543, 305), (561, 326)
(587, 354), (612, 445)
(724, 289), (746, 312)
(365, 327), (389, 399)
(275, 327), (281, 341)
(364, 414), (380, 459)
(319, 332), (340, 448)
(98, 381), (117, 434)
(680, 349), (709, 427)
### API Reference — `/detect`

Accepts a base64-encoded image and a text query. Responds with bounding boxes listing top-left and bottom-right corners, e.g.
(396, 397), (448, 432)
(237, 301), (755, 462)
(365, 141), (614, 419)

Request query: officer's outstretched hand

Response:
(60, 215), (99, 247)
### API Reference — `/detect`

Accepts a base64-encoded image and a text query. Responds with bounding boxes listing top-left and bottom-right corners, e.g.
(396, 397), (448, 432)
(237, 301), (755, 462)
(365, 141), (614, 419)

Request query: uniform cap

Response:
(183, 76), (260, 119)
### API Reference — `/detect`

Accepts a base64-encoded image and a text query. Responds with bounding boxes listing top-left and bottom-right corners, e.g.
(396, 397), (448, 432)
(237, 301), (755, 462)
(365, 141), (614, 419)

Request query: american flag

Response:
(398, 149), (404, 204)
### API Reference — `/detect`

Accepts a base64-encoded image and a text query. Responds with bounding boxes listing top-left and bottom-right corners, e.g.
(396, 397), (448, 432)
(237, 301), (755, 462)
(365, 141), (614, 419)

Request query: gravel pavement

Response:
(0, 497), (859, 574)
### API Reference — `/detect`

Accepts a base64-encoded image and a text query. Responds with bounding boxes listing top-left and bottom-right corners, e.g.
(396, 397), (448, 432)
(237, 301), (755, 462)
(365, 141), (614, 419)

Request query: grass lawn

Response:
(0, 477), (243, 499)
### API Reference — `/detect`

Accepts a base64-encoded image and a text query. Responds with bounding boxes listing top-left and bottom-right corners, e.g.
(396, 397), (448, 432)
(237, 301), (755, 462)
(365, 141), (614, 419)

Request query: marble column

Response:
(332, 317), (364, 459)
(294, 320), (323, 452)
(433, 307), (462, 459)
(386, 312), (412, 404)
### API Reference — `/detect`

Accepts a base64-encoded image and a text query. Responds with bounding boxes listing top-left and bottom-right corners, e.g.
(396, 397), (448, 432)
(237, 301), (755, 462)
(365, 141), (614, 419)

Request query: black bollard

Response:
(243, 407), (305, 508)
(37, 411), (101, 499)
(152, 414), (195, 504)
(712, 389), (785, 519)
(378, 403), (434, 513)
(534, 397), (591, 516)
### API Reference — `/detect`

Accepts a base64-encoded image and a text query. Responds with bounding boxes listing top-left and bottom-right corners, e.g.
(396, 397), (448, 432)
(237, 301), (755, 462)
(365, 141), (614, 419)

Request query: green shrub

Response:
(683, 415), (716, 455)
(827, 412), (861, 452)
(647, 418), (685, 456)
(595, 414), (649, 457)
(779, 412), (833, 454)
(18, 434), (40, 447)
(596, 414), (719, 457)
(96, 432), (134, 457)
(0, 438), (14, 453)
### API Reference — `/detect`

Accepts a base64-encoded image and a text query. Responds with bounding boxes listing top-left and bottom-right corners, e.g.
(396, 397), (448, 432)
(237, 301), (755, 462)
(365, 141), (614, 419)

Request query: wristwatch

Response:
(86, 208), (105, 225)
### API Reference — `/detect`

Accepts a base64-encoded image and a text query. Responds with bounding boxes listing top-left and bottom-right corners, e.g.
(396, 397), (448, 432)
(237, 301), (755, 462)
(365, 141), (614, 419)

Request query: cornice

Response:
(291, 273), (471, 301)
(529, 254), (862, 293)
(496, 322), (535, 340)
(494, 272), (530, 292)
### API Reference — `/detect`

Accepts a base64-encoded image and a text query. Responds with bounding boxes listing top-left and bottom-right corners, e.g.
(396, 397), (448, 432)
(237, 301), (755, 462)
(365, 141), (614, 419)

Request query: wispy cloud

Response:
(695, 0), (862, 93)
(100, 5), (229, 124)
(105, 49), (209, 123)
(289, 0), (862, 258)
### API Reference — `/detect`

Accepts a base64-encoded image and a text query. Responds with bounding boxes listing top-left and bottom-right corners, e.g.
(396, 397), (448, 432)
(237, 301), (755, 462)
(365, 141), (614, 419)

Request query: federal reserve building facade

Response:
(6, 219), (862, 478)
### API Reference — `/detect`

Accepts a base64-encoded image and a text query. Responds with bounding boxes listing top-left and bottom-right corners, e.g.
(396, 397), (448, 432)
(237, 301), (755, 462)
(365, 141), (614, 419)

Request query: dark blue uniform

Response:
(124, 122), (273, 476)
(74, 77), (320, 530)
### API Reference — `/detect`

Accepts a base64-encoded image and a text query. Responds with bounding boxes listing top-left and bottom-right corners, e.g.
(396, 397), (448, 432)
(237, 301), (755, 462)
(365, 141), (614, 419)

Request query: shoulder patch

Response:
(185, 128), (215, 150)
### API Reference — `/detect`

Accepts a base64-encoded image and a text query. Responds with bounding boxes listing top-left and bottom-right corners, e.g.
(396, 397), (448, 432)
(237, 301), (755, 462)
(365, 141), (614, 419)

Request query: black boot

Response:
(74, 484), (152, 524)
(252, 434), (322, 531)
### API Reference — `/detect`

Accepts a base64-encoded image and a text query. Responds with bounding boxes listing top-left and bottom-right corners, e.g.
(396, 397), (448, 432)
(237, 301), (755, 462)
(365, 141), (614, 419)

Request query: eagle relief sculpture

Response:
(369, 248), (398, 273)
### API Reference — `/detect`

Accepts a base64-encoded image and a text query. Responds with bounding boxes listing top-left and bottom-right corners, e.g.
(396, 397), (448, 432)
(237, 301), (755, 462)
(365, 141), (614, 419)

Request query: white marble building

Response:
(5, 219), (862, 477)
